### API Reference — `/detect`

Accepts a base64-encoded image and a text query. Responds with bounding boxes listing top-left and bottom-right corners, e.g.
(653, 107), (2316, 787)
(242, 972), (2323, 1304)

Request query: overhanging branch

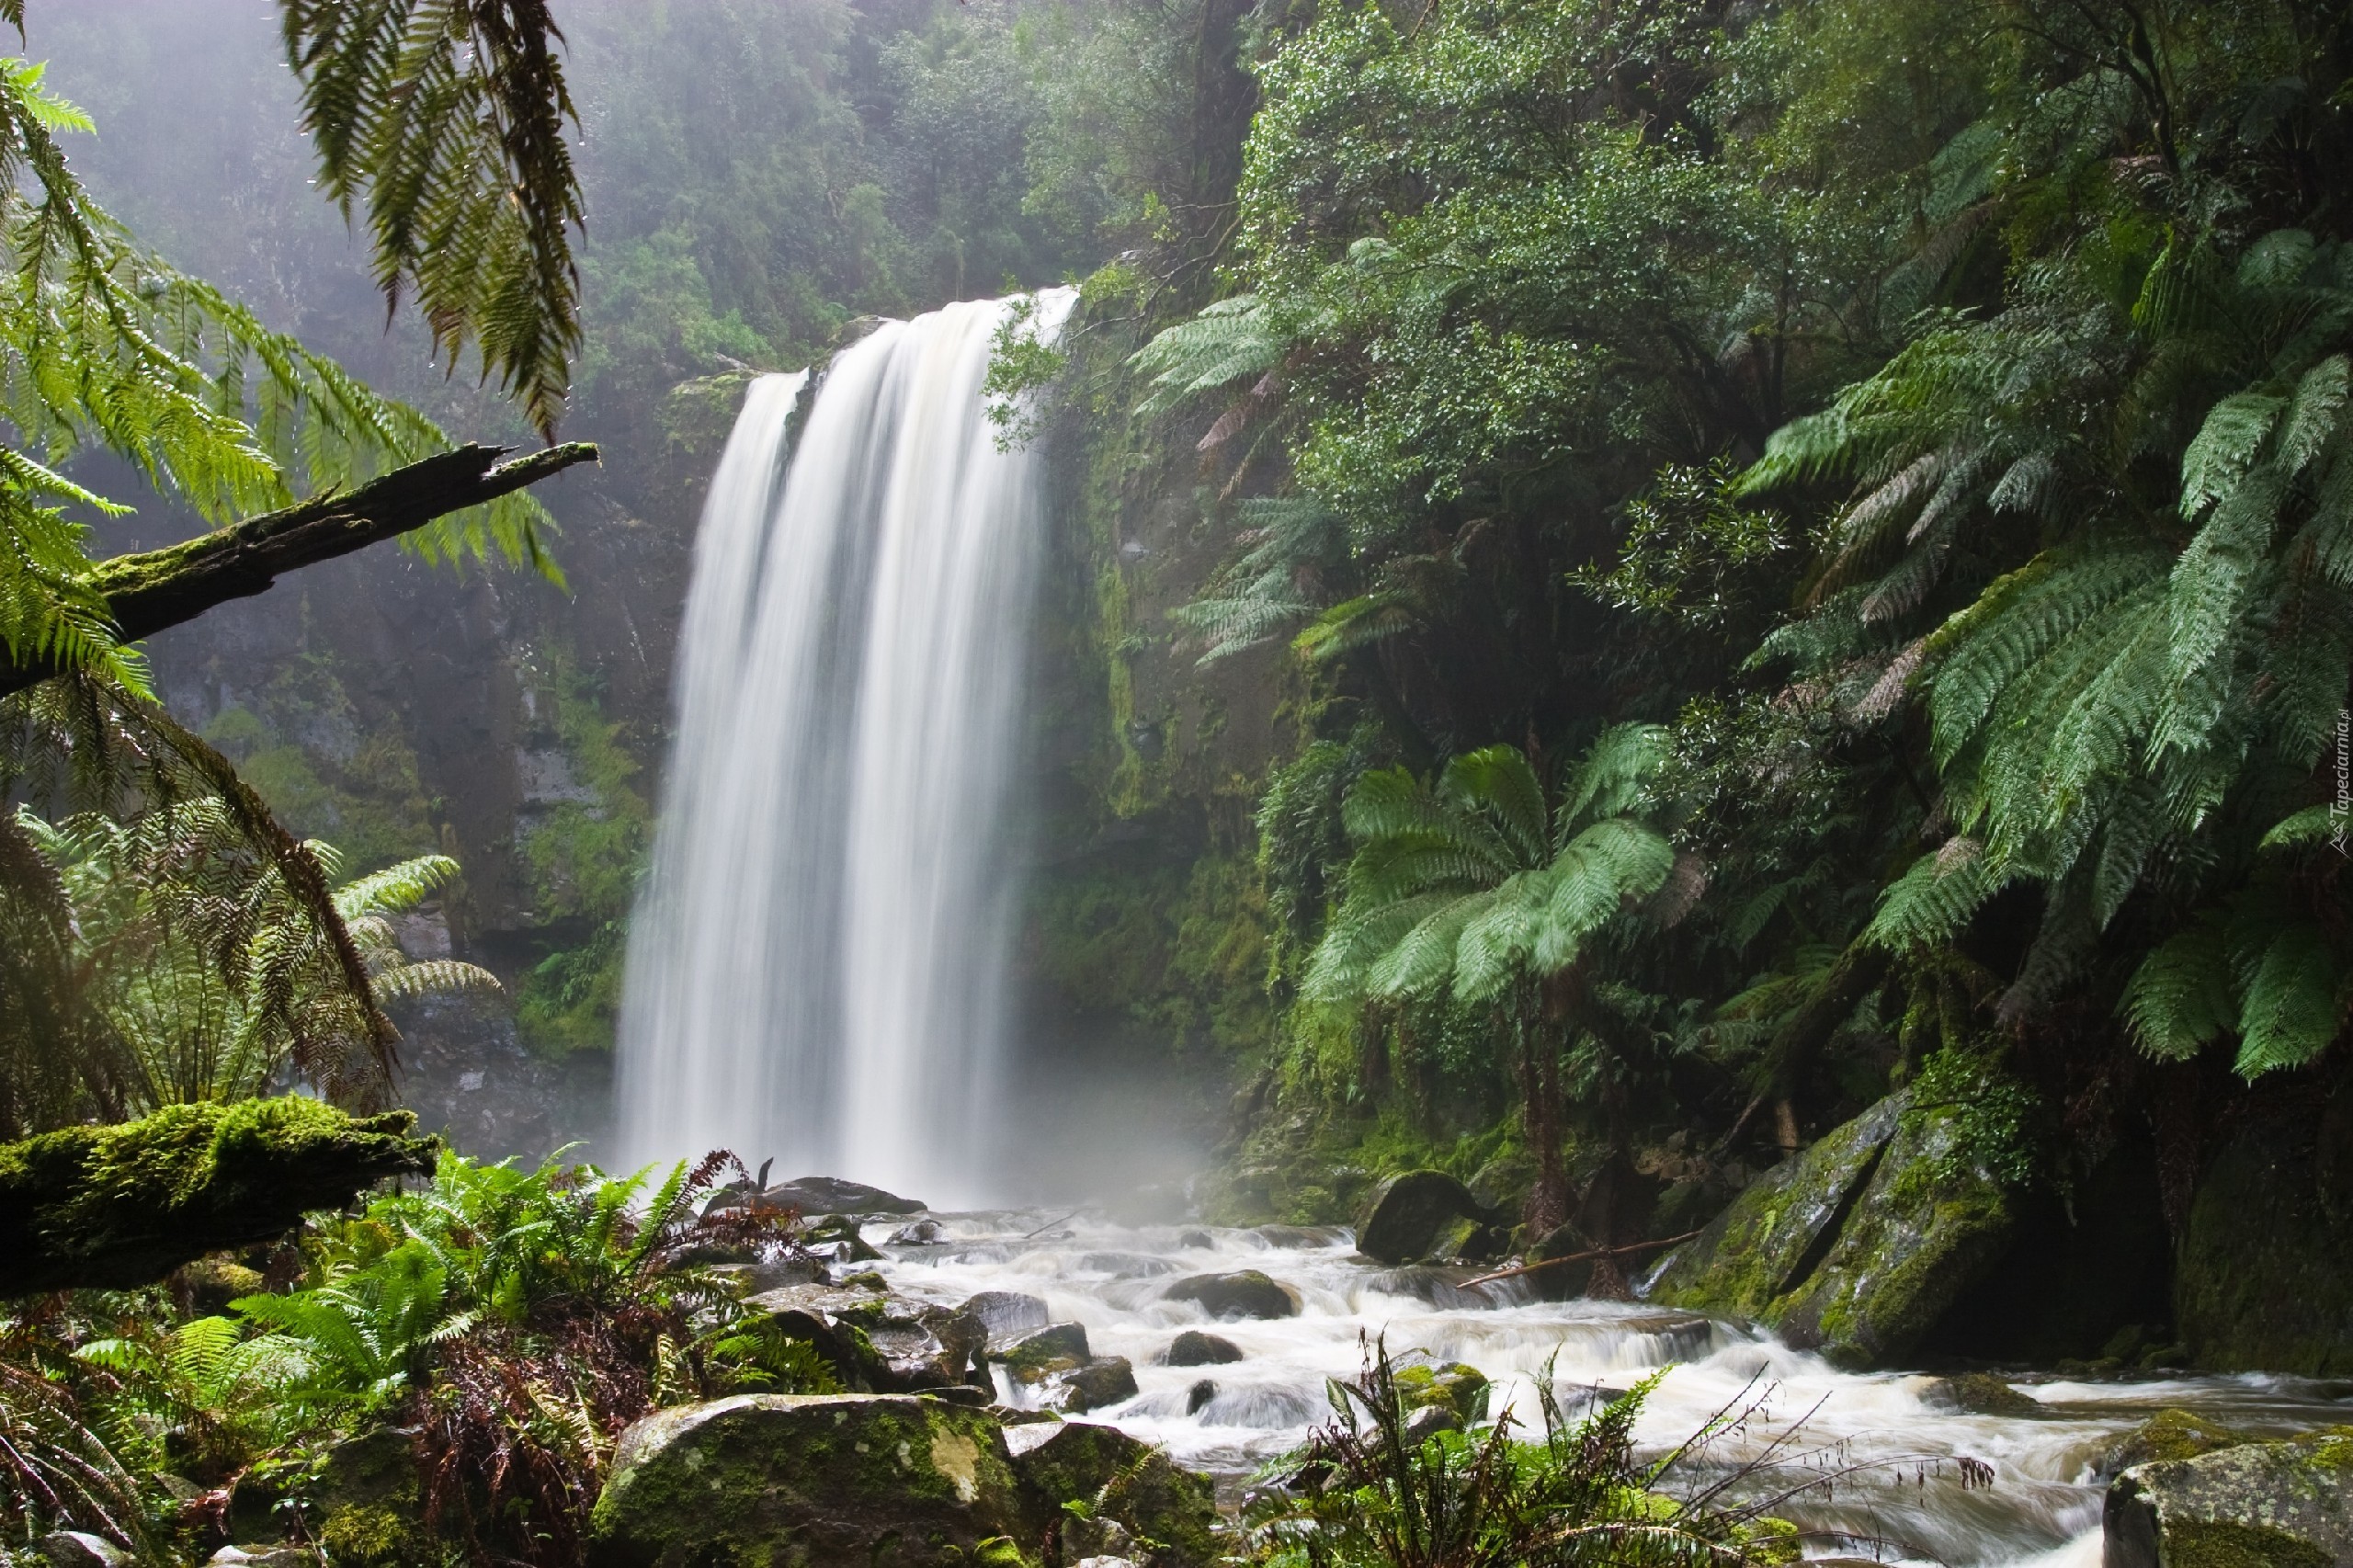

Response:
(0, 441), (599, 700)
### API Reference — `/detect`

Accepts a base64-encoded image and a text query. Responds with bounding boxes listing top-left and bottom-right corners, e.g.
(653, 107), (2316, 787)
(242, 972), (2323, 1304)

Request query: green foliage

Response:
(1306, 731), (1675, 1008)
(1904, 1048), (2045, 1192)
(278, 0), (585, 438)
(1241, 1346), (1791, 1568)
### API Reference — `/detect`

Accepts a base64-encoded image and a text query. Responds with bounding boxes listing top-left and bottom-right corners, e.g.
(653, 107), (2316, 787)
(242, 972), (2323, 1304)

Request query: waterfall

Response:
(616, 290), (1074, 1203)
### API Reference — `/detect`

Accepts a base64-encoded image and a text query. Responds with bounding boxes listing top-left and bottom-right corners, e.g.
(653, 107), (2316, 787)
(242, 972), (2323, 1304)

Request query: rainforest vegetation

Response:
(3, 0), (2352, 1564)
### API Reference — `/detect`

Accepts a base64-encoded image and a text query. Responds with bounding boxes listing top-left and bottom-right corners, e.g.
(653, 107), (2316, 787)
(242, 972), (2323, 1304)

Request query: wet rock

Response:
(1357, 1170), (1490, 1265)
(1064, 1515), (1138, 1562)
(1648, 1091), (2018, 1369)
(1921, 1373), (2043, 1419)
(1163, 1330), (1245, 1367)
(802, 1212), (884, 1262)
(1002, 1321), (1092, 1380)
(1186, 1379), (1218, 1415)
(1521, 1222), (1597, 1299)
(2175, 1086), (2353, 1374)
(1391, 1362), (1489, 1423)
(1771, 1096), (2017, 1368)
(308, 1426), (426, 1568)
(1177, 1229), (1213, 1249)
(2096, 1409), (2252, 1481)
(1647, 1093), (1909, 1320)
(965, 1290), (1051, 1346)
(38, 1534), (127, 1568)
(889, 1219), (945, 1246)
(1014, 1421), (1220, 1567)
(1426, 1212), (1509, 1265)
(585, 1393), (1028, 1568)
(1051, 1356), (1139, 1415)
(1165, 1269), (1299, 1320)
(759, 1176), (926, 1217)
(2105, 1426), (2353, 1568)
(702, 1256), (828, 1295)
(1403, 1403), (1461, 1443)
(745, 1282), (984, 1392)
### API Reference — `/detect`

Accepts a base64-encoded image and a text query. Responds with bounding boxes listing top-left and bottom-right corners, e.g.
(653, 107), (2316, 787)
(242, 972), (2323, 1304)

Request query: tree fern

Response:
(1131, 294), (1287, 413)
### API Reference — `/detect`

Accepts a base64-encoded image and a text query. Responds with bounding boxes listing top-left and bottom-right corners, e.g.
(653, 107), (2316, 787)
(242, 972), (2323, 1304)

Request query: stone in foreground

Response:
(1164, 1269), (1299, 1320)
(2105, 1426), (2353, 1568)
(1355, 1170), (1490, 1265)
(586, 1394), (1027, 1568)
(1015, 1421), (1220, 1566)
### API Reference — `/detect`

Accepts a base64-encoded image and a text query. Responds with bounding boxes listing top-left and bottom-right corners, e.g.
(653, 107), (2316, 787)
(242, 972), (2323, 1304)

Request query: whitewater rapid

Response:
(864, 1210), (2349, 1567)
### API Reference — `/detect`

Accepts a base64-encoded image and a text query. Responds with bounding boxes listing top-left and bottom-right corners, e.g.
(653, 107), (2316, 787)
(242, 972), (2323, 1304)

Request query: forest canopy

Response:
(1131, 0), (2353, 1222)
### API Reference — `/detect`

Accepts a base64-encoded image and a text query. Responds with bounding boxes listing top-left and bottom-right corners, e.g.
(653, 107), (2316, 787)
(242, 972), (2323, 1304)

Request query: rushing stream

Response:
(859, 1209), (2350, 1567)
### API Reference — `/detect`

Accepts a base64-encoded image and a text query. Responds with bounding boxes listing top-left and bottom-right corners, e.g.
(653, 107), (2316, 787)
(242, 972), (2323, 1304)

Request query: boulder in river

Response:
(585, 1393), (1027, 1568)
(1920, 1373), (2043, 1420)
(756, 1175), (926, 1216)
(1165, 1269), (1299, 1320)
(1162, 1329), (1244, 1367)
(2104, 1426), (2353, 1568)
(1051, 1356), (1139, 1415)
(1356, 1170), (1491, 1265)
(1647, 1093), (1908, 1321)
(1015, 1421), (1220, 1566)
(1001, 1321), (1092, 1381)
(964, 1290), (1051, 1347)
(2096, 1408), (2251, 1481)
(1646, 1089), (2018, 1369)
(1391, 1361), (1489, 1423)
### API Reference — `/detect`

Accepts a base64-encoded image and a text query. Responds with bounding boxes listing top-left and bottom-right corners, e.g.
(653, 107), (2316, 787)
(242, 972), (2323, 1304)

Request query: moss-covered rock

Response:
(0, 1100), (436, 1295)
(1920, 1374), (2043, 1420)
(585, 1394), (1031, 1568)
(2105, 1426), (2353, 1568)
(1013, 1421), (1220, 1567)
(1645, 1090), (2018, 1369)
(1163, 1270), (1298, 1320)
(1646, 1093), (1908, 1321)
(2097, 1409), (2253, 1481)
(1771, 1096), (2017, 1368)
(1390, 1363), (1490, 1423)
(2176, 1092), (2353, 1375)
(309, 1426), (428, 1568)
(1357, 1170), (1490, 1265)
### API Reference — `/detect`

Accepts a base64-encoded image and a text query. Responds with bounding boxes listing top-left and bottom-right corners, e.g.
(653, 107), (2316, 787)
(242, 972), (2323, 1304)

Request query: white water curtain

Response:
(617, 290), (1073, 1203)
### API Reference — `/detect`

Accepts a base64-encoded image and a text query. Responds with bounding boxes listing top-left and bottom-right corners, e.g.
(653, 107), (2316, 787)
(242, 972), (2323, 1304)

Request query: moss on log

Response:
(0, 1097), (437, 1295)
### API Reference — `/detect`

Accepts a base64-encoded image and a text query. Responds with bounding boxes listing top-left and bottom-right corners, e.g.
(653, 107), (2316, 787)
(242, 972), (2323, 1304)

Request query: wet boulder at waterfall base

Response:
(1161, 1330), (1244, 1367)
(585, 1394), (1029, 1568)
(1355, 1169), (1495, 1265)
(2104, 1426), (2353, 1568)
(1164, 1269), (1300, 1320)
(1645, 1088), (2018, 1369)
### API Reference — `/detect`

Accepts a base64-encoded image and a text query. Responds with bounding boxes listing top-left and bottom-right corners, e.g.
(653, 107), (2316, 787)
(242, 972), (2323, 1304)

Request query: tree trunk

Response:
(0, 442), (597, 699)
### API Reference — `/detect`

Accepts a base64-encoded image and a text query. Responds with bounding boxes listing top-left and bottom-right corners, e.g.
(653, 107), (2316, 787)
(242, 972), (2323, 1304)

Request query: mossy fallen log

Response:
(0, 1097), (438, 1295)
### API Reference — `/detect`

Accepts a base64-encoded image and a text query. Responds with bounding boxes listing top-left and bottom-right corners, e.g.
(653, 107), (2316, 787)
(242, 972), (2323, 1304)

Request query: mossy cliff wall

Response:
(1008, 277), (1302, 1175)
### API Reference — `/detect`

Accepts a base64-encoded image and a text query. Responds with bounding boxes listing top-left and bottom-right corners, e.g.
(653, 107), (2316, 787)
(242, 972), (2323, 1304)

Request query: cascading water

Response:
(616, 290), (1075, 1203)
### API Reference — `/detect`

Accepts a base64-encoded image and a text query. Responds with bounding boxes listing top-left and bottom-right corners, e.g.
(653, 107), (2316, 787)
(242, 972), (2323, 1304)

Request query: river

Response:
(863, 1209), (2350, 1566)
